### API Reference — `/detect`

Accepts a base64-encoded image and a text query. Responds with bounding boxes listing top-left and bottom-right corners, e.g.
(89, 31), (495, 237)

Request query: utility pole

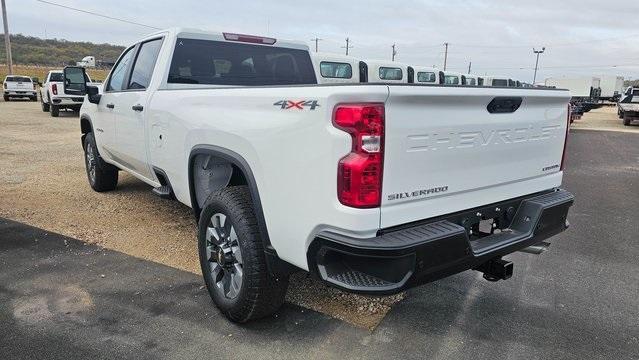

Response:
(1, 0), (13, 75)
(467, 61), (472, 74)
(341, 37), (353, 56)
(391, 43), (397, 61)
(443, 42), (449, 71)
(532, 47), (546, 84)
(310, 37), (322, 52)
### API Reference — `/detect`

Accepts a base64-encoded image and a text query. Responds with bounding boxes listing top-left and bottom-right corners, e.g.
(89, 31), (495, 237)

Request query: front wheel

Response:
(623, 115), (632, 126)
(83, 132), (118, 191)
(198, 186), (289, 322)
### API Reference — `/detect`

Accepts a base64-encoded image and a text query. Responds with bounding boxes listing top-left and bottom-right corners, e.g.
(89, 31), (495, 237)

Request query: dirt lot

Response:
(0, 97), (402, 329)
(571, 105), (639, 133)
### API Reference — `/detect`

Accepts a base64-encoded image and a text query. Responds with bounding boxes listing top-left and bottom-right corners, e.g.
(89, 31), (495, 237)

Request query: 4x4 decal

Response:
(273, 100), (320, 110)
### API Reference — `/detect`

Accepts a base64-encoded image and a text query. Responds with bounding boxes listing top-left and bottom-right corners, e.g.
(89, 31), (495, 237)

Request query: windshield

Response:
(168, 38), (317, 86)
(444, 75), (459, 85)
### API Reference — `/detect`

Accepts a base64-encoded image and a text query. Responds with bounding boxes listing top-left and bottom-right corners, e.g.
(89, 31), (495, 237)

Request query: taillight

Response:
(560, 103), (570, 170)
(33, 83), (36, 90)
(333, 103), (385, 208)
(2, 82), (6, 89)
(52, 83), (58, 95)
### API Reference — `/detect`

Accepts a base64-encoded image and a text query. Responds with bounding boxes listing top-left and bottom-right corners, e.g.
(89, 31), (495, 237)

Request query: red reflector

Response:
(223, 32), (276, 45)
(333, 103), (385, 208)
(52, 83), (58, 95)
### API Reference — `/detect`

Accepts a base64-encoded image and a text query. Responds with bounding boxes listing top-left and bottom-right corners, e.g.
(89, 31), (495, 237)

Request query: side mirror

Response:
(87, 85), (101, 104)
(63, 66), (88, 96)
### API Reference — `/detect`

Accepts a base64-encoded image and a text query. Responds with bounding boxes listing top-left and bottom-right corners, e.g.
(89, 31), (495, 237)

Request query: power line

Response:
(34, 0), (161, 30)
(310, 37), (322, 52)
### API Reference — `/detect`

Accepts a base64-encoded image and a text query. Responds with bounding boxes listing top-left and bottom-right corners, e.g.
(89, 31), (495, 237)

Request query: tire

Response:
(3, 95), (8, 101)
(31, 95), (37, 102)
(83, 132), (118, 192)
(198, 186), (288, 323)
(41, 96), (50, 112)
(50, 104), (60, 117)
(617, 109), (623, 119)
(623, 115), (631, 126)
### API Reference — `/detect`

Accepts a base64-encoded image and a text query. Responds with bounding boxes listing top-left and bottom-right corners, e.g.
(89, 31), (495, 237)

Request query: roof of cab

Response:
(138, 27), (309, 51)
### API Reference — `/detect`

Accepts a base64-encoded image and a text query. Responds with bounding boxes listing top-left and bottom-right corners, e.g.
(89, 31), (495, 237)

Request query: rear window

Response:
(320, 62), (352, 79)
(6, 76), (32, 82)
(465, 78), (476, 86)
(379, 67), (402, 80)
(49, 73), (64, 82)
(444, 75), (459, 85)
(417, 72), (436, 83)
(492, 79), (508, 87)
(168, 38), (317, 86)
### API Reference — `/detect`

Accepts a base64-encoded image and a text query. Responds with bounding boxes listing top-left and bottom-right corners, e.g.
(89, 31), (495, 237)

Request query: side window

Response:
(320, 62), (352, 79)
(107, 47), (135, 91)
(444, 75), (459, 85)
(128, 38), (164, 90)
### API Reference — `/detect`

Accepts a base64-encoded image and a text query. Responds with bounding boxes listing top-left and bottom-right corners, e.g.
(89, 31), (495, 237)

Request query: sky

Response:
(5, 0), (639, 82)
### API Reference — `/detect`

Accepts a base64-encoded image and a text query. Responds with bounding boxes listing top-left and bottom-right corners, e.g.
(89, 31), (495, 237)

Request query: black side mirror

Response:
(87, 85), (101, 104)
(63, 66), (88, 96)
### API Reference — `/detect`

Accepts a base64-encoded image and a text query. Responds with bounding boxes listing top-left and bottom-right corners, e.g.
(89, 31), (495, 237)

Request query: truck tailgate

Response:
(381, 86), (570, 228)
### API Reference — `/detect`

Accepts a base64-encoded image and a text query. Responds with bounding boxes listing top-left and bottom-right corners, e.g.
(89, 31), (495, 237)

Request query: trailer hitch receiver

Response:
(476, 258), (513, 282)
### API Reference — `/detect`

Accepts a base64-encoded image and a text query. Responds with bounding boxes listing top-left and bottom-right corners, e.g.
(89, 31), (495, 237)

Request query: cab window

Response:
(107, 47), (135, 91)
(379, 67), (402, 80)
(128, 38), (164, 90)
(320, 62), (352, 79)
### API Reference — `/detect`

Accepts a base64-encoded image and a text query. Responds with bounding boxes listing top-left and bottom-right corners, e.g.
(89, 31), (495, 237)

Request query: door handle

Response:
(106, 103), (115, 109)
(132, 104), (144, 112)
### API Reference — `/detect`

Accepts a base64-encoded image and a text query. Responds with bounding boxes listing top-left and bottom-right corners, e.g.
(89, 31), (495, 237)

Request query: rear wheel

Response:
(30, 95), (37, 102)
(83, 132), (118, 191)
(198, 186), (288, 322)
(623, 115), (632, 126)
(50, 104), (59, 117)
(41, 96), (50, 112)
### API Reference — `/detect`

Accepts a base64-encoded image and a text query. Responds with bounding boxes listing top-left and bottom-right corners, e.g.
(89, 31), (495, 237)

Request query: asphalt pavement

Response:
(1, 129), (637, 359)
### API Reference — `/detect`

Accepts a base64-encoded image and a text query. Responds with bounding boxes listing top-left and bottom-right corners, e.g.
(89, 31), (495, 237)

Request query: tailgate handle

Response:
(487, 97), (522, 114)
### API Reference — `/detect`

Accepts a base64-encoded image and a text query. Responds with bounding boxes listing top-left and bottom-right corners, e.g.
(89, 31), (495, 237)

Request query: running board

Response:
(152, 185), (173, 199)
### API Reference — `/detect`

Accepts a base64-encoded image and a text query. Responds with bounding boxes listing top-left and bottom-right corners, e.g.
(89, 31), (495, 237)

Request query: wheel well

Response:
(80, 117), (92, 134)
(190, 153), (248, 213)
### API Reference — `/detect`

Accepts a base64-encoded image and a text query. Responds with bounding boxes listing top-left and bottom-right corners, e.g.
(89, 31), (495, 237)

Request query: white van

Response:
(311, 53), (361, 84)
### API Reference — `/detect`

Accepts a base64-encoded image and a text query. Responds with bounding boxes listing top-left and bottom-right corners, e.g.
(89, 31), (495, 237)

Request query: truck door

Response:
(96, 46), (136, 161)
(112, 38), (163, 180)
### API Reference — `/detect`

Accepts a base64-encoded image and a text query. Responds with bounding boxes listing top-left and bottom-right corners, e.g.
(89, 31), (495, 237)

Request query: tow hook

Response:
(476, 258), (513, 282)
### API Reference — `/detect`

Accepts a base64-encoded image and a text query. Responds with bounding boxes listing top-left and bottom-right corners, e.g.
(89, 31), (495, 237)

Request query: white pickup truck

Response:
(64, 28), (574, 323)
(40, 70), (94, 117)
(3, 75), (38, 101)
(617, 87), (639, 126)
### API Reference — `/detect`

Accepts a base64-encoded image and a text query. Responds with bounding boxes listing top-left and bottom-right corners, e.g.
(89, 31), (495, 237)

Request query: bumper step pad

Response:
(312, 189), (574, 294)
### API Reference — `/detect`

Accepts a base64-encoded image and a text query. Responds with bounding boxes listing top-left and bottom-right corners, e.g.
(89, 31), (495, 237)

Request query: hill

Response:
(0, 33), (124, 67)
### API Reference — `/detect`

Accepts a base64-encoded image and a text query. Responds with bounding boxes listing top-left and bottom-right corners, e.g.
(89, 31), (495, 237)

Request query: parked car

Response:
(462, 74), (480, 86)
(617, 87), (639, 126)
(311, 53), (362, 84)
(65, 28), (574, 323)
(409, 66), (443, 84)
(40, 70), (95, 117)
(3, 75), (37, 101)
(482, 76), (512, 87)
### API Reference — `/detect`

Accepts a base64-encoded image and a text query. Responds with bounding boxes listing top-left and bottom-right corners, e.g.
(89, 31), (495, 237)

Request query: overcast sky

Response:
(6, 0), (639, 81)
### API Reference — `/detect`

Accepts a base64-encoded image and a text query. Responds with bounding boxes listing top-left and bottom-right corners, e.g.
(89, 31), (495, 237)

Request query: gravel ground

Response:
(571, 105), (639, 133)
(0, 97), (401, 329)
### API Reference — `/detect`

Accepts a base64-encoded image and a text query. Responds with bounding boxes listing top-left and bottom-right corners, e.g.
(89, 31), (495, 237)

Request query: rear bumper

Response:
(51, 96), (84, 105)
(4, 90), (37, 96)
(308, 189), (574, 294)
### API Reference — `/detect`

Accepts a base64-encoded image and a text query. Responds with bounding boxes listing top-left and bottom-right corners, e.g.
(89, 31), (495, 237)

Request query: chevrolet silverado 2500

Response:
(64, 28), (574, 323)
(41, 70), (94, 117)
(3, 75), (37, 101)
